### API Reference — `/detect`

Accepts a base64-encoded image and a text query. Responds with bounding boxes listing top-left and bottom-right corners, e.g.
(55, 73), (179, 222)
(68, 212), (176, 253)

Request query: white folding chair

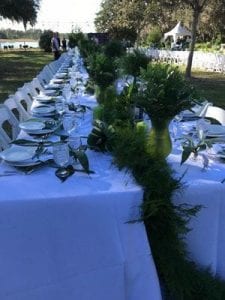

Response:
(18, 83), (37, 101)
(13, 90), (32, 120)
(30, 77), (45, 94)
(0, 131), (9, 150)
(204, 106), (225, 125)
(37, 65), (54, 86)
(48, 61), (59, 74)
(0, 104), (20, 146)
(4, 96), (26, 122)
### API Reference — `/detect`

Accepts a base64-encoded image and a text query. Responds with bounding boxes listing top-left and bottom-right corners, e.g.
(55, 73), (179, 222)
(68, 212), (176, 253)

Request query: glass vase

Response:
(147, 118), (172, 160)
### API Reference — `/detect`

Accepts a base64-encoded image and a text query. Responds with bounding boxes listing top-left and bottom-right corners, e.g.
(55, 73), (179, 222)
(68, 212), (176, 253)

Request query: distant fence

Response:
(129, 48), (225, 74)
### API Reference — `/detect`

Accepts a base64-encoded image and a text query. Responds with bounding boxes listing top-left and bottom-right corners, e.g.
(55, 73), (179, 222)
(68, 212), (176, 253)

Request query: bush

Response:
(146, 27), (162, 48)
(87, 52), (116, 89)
(103, 40), (126, 58)
(68, 31), (86, 48)
(39, 30), (53, 52)
(118, 49), (150, 79)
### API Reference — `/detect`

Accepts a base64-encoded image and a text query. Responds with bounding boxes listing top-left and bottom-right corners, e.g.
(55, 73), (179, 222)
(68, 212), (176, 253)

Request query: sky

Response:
(0, 0), (102, 33)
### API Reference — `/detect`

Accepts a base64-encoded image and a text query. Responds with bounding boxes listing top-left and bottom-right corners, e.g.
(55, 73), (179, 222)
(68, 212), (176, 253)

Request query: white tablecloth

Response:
(0, 95), (162, 300)
(168, 120), (225, 279)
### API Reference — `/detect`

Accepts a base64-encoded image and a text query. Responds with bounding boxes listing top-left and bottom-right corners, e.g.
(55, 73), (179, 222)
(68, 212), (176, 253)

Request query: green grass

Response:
(0, 49), (52, 102)
(0, 51), (225, 109)
(190, 69), (225, 108)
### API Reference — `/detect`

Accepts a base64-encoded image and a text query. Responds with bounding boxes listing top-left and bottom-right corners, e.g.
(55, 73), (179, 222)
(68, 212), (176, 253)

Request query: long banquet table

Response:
(0, 94), (162, 300)
(168, 120), (225, 280)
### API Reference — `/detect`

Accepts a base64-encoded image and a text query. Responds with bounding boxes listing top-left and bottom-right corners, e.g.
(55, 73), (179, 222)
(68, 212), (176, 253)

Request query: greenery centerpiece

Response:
(137, 63), (195, 159)
(86, 52), (117, 104)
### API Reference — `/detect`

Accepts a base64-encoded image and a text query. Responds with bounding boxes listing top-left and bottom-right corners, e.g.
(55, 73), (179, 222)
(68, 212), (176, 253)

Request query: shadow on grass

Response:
(0, 50), (52, 102)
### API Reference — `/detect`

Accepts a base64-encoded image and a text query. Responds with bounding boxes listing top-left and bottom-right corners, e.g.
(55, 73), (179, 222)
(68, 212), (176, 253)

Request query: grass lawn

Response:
(0, 50), (225, 109)
(190, 69), (225, 108)
(0, 49), (52, 102)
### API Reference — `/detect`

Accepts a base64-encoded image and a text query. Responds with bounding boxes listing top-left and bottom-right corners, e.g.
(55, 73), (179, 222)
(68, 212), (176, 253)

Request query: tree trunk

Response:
(185, 9), (200, 79)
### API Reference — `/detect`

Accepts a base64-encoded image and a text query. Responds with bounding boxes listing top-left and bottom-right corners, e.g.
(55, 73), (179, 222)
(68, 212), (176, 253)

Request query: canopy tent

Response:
(164, 22), (191, 43)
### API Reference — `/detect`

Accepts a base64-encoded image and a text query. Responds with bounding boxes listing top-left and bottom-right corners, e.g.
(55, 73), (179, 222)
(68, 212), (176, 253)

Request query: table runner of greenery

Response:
(70, 34), (225, 299)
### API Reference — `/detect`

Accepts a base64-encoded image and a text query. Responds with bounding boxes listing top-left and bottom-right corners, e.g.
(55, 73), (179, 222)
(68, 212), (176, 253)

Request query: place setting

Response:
(31, 104), (57, 118)
(19, 118), (61, 136)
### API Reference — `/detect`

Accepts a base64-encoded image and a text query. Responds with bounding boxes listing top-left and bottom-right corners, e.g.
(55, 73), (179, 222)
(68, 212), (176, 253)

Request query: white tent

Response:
(164, 22), (191, 43)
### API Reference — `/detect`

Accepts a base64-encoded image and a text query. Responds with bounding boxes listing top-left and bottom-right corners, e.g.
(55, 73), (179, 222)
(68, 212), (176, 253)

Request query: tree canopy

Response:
(0, 0), (40, 28)
(95, 0), (225, 77)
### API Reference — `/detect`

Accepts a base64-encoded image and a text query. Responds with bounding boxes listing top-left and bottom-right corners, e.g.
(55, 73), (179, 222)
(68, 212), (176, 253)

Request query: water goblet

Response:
(55, 99), (65, 119)
(53, 143), (70, 168)
(63, 113), (77, 136)
(196, 118), (209, 141)
(62, 84), (72, 103)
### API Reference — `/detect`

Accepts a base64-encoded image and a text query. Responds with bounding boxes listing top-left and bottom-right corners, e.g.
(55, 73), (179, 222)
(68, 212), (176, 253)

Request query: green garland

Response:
(81, 40), (225, 298)
(91, 117), (225, 299)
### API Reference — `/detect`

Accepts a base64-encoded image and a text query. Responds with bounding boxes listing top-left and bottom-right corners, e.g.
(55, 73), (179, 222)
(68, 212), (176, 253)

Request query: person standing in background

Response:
(56, 32), (61, 49)
(51, 32), (61, 60)
(62, 37), (67, 52)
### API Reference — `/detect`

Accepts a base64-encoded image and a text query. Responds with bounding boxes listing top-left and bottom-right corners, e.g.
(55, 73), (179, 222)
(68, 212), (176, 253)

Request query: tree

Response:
(0, 0), (40, 28)
(95, 0), (225, 76)
(183, 0), (211, 78)
(39, 30), (53, 52)
(95, 0), (146, 44)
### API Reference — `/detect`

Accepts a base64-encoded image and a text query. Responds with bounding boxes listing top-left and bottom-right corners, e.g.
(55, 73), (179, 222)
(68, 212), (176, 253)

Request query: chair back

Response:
(4, 96), (25, 122)
(13, 90), (32, 120)
(205, 106), (225, 125)
(0, 104), (20, 145)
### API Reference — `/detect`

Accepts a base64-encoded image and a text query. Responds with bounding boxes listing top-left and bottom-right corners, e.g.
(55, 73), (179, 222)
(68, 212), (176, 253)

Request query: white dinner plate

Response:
(20, 118), (59, 135)
(32, 105), (56, 115)
(45, 83), (61, 90)
(19, 120), (45, 132)
(43, 89), (57, 96)
(0, 146), (36, 163)
(51, 79), (64, 84)
(206, 124), (225, 137)
(55, 72), (68, 79)
(6, 159), (41, 167)
(35, 95), (55, 103)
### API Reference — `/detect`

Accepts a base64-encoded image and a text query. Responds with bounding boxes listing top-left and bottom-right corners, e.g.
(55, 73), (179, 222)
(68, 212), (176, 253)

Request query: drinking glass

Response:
(62, 84), (72, 102)
(55, 99), (65, 118)
(196, 118), (209, 141)
(53, 143), (70, 168)
(63, 113), (77, 136)
(68, 136), (81, 150)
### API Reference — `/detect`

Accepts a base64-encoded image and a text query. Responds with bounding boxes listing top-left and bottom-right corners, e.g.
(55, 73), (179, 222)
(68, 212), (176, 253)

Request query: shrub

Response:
(68, 31), (86, 48)
(146, 27), (162, 48)
(39, 30), (53, 52)
(118, 49), (150, 79)
(103, 40), (126, 58)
